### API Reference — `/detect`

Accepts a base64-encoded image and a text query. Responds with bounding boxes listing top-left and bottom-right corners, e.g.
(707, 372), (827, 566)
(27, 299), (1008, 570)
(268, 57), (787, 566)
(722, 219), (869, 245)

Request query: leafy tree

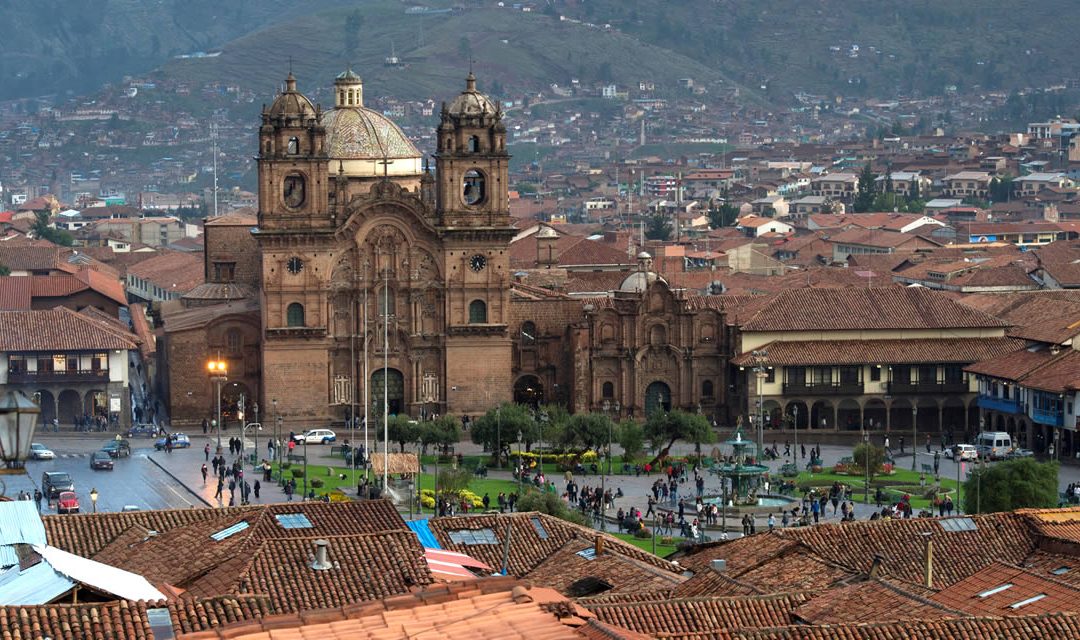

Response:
(989, 176), (1014, 203)
(617, 419), (645, 462)
(516, 489), (589, 526)
(419, 415), (460, 456)
(908, 179), (921, 203)
(435, 467), (473, 501)
(471, 403), (537, 462)
(537, 403), (569, 448)
(31, 212), (73, 246)
(384, 414), (421, 453)
(645, 213), (672, 240)
(644, 409), (712, 462)
(852, 442), (886, 484)
(561, 412), (616, 456)
(963, 457), (1059, 514)
(853, 163), (877, 213)
(0, 264), (9, 276)
(707, 201), (740, 229)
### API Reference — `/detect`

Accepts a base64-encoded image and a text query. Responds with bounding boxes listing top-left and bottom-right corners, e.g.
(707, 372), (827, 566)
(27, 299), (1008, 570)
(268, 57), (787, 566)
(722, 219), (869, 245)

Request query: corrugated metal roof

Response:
(34, 545), (166, 601)
(0, 560), (74, 605)
(407, 519), (442, 549)
(0, 502), (47, 548)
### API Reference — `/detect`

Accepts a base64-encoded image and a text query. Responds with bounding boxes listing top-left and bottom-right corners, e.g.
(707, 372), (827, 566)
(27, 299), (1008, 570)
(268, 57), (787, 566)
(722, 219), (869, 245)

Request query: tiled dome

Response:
(322, 107), (421, 160)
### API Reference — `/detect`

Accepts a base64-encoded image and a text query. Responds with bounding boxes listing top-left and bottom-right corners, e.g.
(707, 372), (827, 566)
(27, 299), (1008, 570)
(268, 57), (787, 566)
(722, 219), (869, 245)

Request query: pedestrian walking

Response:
(768, 513), (776, 531)
(285, 480), (294, 501)
(254, 480), (261, 500)
(34, 489), (42, 512)
(204, 443), (211, 461)
(201, 463), (208, 485)
(215, 478), (224, 500)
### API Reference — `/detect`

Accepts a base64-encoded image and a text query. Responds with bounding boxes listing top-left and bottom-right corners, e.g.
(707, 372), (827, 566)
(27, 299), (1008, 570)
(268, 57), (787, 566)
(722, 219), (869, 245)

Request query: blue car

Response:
(154, 433), (191, 450)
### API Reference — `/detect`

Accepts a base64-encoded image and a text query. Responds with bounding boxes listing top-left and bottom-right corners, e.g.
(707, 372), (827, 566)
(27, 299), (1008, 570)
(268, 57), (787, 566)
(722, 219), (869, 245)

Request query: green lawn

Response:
(610, 532), (678, 558)
(786, 467), (960, 511)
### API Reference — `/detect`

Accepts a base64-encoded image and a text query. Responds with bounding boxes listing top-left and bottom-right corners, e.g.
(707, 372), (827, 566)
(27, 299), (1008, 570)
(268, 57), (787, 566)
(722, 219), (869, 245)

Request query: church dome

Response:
(267, 73), (316, 120)
(446, 72), (498, 118)
(619, 271), (666, 293)
(322, 68), (420, 162)
(322, 108), (421, 160)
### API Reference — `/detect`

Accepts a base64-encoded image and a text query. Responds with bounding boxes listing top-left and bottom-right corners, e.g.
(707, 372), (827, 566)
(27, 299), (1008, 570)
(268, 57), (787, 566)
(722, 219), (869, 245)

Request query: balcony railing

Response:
(1033, 407), (1064, 427)
(977, 395), (1023, 414)
(783, 382), (864, 395)
(888, 381), (968, 394)
(7, 369), (109, 384)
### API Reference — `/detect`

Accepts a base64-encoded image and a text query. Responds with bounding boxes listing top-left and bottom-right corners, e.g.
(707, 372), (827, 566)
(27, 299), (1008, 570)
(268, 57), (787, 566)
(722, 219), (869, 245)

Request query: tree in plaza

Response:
(852, 442), (886, 484)
(644, 409), (712, 463)
(516, 490), (590, 526)
(470, 403), (537, 463)
(385, 414), (421, 453)
(537, 402), (569, 447)
(645, 213), (672, 240)
(617, 419), (645, 463)
(435, 467), (473, 502)
(963, 457), (1059, 514)
(561, 412), (616, 456)
(419, 415), (460, 457)
(853, 162), (877, 213)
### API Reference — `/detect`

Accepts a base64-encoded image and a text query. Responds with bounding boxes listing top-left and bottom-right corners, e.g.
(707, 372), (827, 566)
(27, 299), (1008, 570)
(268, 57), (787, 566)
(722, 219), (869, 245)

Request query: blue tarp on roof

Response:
(0, 561), (74, 605)
(406, 519), (441, 549)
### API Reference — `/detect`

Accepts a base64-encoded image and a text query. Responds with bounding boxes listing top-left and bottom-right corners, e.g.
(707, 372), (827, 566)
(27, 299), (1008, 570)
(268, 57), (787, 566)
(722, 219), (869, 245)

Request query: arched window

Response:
(701, 380), (715, 398)
(469, 300), (487, 324)
(286, 303), (305, 327)
(649, 324), (667, 345)
(602, 381), (614, 399)
(463, 169), (486, 205)
(377, 286), (395, 317)
(520, 321), (537, 346)
(287, 137), (299, 155)
(467, 135), (480, 152)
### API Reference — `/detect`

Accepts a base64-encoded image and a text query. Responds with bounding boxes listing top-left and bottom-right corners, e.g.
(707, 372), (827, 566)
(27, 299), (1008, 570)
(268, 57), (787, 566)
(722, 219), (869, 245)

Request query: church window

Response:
(649, 324), (667, 345)
(463, 169), (486, 206)
(467, 135), (480, 152)
(286, 303), (305, 327)
(226, 328), (242, 354)
(287, 137), (299, 155)
(701, 380), (715, 398)
(602, 381), (614, 399)
(378, 286), (395, 317)
(520, 321), (537, 346)
(213, 262), (236, 283)
(469, 300), (487, 324)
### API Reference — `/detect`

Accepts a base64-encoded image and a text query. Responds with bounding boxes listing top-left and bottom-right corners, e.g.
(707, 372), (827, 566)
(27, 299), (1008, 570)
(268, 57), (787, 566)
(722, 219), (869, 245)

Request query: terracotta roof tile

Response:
(732, 337), (1025, 367)
(725, 612), (1080, 639)
(794, 579), (962, 624)
(930, 562), (1080, 617)
(584, 593), (810, 635)
(0, 307), (138, 351)
(525, 538), (686, 596)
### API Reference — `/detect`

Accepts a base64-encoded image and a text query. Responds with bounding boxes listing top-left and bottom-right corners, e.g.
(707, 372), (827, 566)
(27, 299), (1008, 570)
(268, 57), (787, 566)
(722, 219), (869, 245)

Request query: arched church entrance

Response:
(221, 381), (251, 429)
(514, 375), (545, 407)
(644, 381), (672, 415)
(372, 368), (405, 416)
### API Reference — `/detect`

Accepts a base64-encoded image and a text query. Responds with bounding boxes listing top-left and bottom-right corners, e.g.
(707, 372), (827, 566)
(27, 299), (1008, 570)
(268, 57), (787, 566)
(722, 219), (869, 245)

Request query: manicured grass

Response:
(786, 467), (960, 510)
(610, 532), (679, 557)
(273, 462), (519, 502)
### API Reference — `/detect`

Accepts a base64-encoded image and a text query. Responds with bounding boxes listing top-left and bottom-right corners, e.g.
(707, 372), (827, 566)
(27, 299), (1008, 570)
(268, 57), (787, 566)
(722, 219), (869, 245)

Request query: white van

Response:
(975, 432), (1012, 460)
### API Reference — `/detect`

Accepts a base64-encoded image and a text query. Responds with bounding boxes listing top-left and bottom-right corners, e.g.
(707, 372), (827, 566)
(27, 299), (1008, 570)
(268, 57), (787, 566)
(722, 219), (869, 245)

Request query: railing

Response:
(976, 395), (1023, 414)
(888, 381), (969, 394)
(7, 369), (109, 383)
(1032, 407), (1064, 427)
(783, 382), (864, 395)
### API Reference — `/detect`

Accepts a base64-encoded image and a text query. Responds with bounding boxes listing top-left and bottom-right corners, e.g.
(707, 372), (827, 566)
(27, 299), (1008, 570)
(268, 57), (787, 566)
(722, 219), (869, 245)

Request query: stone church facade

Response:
(162, 70), (737, 431)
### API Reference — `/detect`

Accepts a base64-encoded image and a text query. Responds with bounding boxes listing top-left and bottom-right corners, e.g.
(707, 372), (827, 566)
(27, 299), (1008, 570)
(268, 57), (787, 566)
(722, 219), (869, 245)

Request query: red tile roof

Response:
(794, 579), (961, 624)
(731, 337), (1026, 366)
(0, 275), (32, 309)
(930, 562), (1080, 617)
(584, 593), (810, 635)
(0, 307), (138, 351)
(739, 287), (1007, 332)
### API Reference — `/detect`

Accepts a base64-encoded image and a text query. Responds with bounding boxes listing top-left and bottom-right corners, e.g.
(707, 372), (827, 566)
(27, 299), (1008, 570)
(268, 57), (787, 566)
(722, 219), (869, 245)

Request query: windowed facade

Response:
(286, 303), (305, 327)
(378, 287), (395, 317)
(520, 321), (537, 346)
(213, 262), (236, 283)
(702, 380), (715, 398)
(469, 300), (487, 324)
(602, 381), (614, 399)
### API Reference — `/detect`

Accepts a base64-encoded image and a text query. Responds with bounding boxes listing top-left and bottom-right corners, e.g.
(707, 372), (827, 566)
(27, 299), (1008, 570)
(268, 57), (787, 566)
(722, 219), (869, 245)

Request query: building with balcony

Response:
(0, 307), (139, 428)
(730, 287), (1023, 440)
(810, 173), (859, 202)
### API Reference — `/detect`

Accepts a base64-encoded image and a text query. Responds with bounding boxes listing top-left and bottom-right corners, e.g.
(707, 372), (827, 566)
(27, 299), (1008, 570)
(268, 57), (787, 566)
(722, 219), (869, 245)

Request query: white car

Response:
(292, 429), (337, 444)
(947, 444), (978, 461)
(30, 443), (55, 460)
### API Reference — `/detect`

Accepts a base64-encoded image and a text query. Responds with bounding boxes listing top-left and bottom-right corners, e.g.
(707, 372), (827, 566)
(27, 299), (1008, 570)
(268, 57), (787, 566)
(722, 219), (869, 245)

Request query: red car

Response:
(57, 491), (80, 514)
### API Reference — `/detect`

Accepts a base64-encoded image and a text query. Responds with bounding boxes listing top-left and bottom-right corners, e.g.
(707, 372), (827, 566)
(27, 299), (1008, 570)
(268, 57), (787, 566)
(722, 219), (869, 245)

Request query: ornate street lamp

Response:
(0, 390), (40, 471)
(89, 487), (99, 513)
(206, 358), (228, 450)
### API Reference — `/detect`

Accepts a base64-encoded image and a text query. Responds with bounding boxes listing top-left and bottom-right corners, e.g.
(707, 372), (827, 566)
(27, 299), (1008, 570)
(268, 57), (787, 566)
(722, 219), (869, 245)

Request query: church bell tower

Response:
(435, 72), (515, 412)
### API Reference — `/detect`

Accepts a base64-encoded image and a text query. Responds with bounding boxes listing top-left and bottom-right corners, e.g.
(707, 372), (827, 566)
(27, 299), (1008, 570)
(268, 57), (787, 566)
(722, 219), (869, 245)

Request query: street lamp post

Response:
(792, 405), (799, 464)
(0, 390), (41, 471)
(206, 359), (228, 451)
(911, 405), (918, 471)
(863, 430), (870, 504)
(89, 487), (98, 513)
(751, 350), (769, 457)
(252, 402), (259, 469)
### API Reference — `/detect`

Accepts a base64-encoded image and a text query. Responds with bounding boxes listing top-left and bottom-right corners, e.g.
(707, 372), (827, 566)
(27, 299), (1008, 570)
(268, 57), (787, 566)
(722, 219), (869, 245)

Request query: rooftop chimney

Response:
(868, 554), (884, 579)
(595, 535), (605, 556)
(311, 539), (332, 571)
(922, 532), (934, 589)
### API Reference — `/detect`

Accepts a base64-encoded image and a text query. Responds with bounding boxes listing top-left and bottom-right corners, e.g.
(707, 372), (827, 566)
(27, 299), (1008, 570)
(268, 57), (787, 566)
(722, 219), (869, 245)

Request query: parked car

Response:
(42, 471), (74, 499)
(946, 444), (978, 461)
(90, 451), (114, 470)
(292, 429), (337, 444)
(154, 433), (191, 450)
(1007, 447), (1035, 459)
(975, 431), (1013, 460)
(29, 443), (55, 460)
(101, 439), (131, 458)
(56, 491), (80, 514)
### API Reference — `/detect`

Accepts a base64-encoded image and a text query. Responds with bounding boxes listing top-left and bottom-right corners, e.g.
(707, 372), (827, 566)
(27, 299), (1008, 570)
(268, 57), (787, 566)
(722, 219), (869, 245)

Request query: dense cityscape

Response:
(3, 2), (1080, 639)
